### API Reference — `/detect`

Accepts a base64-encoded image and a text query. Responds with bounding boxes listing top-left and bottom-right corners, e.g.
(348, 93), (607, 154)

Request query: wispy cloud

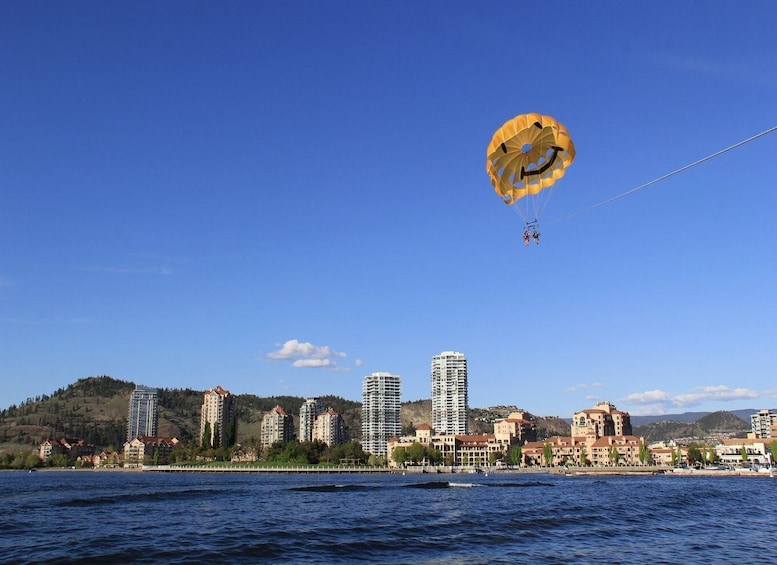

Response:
(0, 317), (95, 326)
(645, 52), (777, 88)
(672, 385), (758, 408)
(622, 385), (761, 414)
(83, 266), (173, 276)
(266, 339), (347, 370)
(566, 382), (602, 393)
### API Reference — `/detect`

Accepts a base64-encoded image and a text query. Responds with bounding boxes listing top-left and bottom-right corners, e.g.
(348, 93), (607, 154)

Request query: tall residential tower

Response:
(127, 385), (158, 441)
(431, 351), (469, 435)
(299, 397), (325, 443)
(260, 405), (294, 448)
(200, 385), (237, 448)
(361, 372), (401, 457)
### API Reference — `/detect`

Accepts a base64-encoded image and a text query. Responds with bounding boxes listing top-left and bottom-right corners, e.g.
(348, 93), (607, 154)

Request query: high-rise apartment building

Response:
(261, 405), (294, 448)
(127, 385), (158, 441)
(362, 372), (401, 457)
(751, 409), (777, 439)
(299, 397), (326, 443)
(200, 385), (237, 448)
(431, 351), (469, 435)
(313, 407), (347, 446)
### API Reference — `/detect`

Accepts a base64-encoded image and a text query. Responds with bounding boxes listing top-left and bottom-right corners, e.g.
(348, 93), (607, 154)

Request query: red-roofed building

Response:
(123, 436), (179, 468)
(261, 405), (294, 448)
(494, 412), (537, 444)
(200, 385), (237, 449)
(387, 421), (529, 468)
(313, 407), (347, 446)
(571, 401), (632, 438)
(39, 438), (95, 463)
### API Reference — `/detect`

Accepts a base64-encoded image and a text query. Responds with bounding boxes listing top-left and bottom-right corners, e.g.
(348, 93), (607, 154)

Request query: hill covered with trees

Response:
(0, 376), (360, 454)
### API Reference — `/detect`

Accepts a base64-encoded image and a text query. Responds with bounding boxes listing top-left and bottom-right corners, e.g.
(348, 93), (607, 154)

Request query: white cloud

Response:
(672, 385), (758, 408)
(621, 385), (761, 413)
(566, 382), (602, 393)
(622, 390), (671, 405)
(292, 358), (332, 368)
(354, 358), (364, 367)
(267, 339), (346, 370)
(84, 266), (173, 276)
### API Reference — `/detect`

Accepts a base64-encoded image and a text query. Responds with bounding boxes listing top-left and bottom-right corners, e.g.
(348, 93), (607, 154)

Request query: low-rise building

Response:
(648, 442), (684, 466)
(522, 434), (645, 467)
(387, 422), (526, 467)
(493, 411), (537, 445)
(39, 438), (95, 463)
(122, 436), (178, 468)
(715, 438), (774, 466)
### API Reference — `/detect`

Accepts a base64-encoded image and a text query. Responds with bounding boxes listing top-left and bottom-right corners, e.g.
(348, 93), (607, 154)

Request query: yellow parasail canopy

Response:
(486, 113), (575, 210)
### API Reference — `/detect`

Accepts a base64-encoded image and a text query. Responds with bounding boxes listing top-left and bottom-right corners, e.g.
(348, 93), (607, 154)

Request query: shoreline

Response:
(19, 465), (776, 477)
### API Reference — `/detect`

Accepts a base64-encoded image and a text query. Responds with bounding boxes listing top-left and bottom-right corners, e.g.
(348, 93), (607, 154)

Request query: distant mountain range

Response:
(630, 409), (768, 426)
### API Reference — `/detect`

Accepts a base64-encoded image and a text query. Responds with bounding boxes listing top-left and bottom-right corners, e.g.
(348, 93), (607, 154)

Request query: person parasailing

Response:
(486, 113), (575, 246)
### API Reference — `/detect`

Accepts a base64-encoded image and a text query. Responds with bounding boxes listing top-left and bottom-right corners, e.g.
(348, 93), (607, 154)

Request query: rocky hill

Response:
(633, 410), (750, 444)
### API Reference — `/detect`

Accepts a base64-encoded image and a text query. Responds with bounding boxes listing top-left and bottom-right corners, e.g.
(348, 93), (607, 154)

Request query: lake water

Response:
(2, 470), (775, 564)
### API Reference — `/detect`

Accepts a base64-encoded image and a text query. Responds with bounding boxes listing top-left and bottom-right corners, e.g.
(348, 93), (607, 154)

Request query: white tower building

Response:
(361, 372), (401, 457)
(431, 351), (469, 435)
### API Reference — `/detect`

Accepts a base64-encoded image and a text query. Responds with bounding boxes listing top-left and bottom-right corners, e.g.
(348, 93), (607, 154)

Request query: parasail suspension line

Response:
(546, 125), (777, 225)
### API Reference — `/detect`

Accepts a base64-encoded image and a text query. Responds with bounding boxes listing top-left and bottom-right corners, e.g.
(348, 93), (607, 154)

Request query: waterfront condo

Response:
(361, 372), (401, 457)
(431, 351), (469, 435)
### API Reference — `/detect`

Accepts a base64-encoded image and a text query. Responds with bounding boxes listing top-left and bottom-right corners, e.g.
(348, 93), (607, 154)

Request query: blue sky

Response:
(2, 2), (776, 418)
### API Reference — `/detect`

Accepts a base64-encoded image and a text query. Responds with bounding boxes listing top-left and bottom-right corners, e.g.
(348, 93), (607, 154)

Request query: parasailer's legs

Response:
(523, 221), (540, 246)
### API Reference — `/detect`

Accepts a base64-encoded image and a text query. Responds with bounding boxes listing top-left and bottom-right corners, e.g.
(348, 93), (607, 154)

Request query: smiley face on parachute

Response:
(486, 113), (575, 207)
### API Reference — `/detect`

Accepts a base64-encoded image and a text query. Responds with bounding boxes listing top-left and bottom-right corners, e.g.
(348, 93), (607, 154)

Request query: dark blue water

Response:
(1, 471), (775, 564)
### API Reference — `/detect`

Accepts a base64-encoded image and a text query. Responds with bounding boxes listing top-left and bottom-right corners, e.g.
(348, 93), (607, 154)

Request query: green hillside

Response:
(0, 376), (361, 455)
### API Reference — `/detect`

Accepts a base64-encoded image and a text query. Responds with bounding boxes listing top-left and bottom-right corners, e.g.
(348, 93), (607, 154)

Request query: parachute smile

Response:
(521, 146), (562, 180)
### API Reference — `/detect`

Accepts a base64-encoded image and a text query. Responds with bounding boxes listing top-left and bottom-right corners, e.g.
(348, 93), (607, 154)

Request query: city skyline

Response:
(2, 4), (776, 418)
